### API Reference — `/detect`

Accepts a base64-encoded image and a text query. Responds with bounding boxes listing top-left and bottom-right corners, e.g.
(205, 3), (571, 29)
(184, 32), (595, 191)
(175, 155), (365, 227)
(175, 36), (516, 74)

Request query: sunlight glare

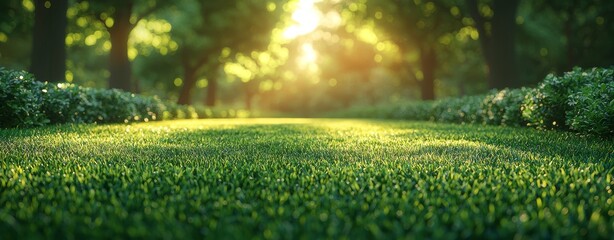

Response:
(298, 43), (317, 65)
(283, 0), (322, 39)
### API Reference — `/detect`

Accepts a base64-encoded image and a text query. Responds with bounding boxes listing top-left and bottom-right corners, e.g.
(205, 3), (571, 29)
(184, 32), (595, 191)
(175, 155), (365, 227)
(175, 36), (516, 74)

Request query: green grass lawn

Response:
(1, 118), (613, 239)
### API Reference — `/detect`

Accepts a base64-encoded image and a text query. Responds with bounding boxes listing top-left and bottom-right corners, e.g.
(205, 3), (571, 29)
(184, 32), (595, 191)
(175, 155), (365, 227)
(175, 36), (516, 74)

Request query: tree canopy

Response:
(1, 0), (612, 112)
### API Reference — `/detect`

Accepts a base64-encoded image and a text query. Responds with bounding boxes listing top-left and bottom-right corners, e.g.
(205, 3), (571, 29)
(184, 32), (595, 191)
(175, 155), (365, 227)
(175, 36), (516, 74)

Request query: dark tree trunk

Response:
(178, 66), (197, 105)
(420, 45), (436, 100)
(205, 75), (218, 107)
(490, 0), (519, 89)
(465, 0), (519, 89)
(108, 3), (133, 91)
(30, 0), (67, 83)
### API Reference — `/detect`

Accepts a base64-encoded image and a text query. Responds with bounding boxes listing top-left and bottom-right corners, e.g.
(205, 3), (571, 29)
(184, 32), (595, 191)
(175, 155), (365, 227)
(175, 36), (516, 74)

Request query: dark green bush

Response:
(85, 89), (137, 123)
(523, 68), (603, 129)
(41, 83), (100, 124)
(162, 102), (199, 120)
(132, 95), (166, 122)
(163, 102), (182, 120)
(566, 71), (614, 136)
(1, 67), (210, 128)
(392, 101), (432, 120)
(0, 68), (48, 128)
(40, 83), (71, 124)
(43, 84), (192, 124)
(193, 106), (251, 119)
(429, 90), (527, 126)
(183, 105), (199, 119)
(481, 88), (528, 126)
(320, 104), (397, 119)
(522, 75), (570, 129)
(432, 95), (483, 124)
(522, 67), (614, 134)
(321, 67), (612, 137)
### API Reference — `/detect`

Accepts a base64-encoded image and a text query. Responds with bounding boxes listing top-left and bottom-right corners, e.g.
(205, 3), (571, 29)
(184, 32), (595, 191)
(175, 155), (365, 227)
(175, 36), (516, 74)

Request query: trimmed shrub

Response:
(392, 101), (433, 120)
(41, 83), (99, 124)
(193, 106), (252, 119)
(87, 89), (138, 123)
(184, 106), (199, 119)
(1, 67), (210, 128)
(432, 95), (483, 124)
(161, 102), (199, 120)
(321, 67), (612, 137)
(522, 68), (608, 130)
(481, 88), (528, 126)
(566, 72), (614, 136)
(132, 95), (166, 122)
(0, 68), (48, 128)
(522, 75), (570, 129)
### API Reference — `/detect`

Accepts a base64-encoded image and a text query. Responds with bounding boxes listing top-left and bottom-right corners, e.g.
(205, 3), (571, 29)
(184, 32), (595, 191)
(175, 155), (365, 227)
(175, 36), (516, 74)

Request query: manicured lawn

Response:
(1, 118), (612, 239)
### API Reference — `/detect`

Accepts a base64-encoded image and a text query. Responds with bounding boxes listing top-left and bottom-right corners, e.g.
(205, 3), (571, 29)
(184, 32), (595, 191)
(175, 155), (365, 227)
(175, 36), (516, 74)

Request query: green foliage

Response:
(522, 73), (574, 130)
(88, 89), (140, 123)
(432, 95), (484, 124)
(131, 94), (167, 122)
(328, 68), (613, 136)
(522, 67), (613, 131)
(0, 67), (251, 128)
(41, 83), (99, 124)
(40, 83), (167, 124)
(427, 89), (528, 126)
(0, 119), (612, 238)
(193, 105), (252, 119)
(0, 67), (48, 128)
(323, 103), (400, 119)
(481, 88), (529, 126)
(566, 73), (614, 136)
(162, 102), (198, 120)
(391, 101), (433, 120)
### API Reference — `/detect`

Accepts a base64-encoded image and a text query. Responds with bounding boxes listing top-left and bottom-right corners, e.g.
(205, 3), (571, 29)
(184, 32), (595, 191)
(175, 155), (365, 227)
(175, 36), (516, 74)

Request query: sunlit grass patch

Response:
(1, 119), (613, 239)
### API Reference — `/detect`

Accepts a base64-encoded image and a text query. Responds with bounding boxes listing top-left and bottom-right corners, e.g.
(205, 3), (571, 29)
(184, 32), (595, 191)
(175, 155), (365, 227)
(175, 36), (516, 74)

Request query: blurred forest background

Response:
(1, 0), (613, 115)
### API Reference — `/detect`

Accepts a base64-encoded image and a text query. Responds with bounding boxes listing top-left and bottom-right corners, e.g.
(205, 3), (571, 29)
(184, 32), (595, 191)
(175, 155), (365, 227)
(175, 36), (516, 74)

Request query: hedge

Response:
(327, 67), (613, 137)
(0, 68), (47, 128)
(0, 67), (249, 128)
(385, 89), (530, 127)
(3, 67), (612, 136)
(523, 67), (613, 135)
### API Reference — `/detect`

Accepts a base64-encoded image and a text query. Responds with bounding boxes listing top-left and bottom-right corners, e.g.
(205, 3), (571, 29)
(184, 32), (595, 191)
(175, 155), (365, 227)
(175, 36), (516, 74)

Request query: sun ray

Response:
(298, 43), (317, 65)
(283, 0), (322, 39)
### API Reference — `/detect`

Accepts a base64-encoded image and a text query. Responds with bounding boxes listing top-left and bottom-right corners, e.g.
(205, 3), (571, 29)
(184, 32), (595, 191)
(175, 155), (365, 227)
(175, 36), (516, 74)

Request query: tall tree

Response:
(30, 0), (68, 83)
(84, 0), (169, 91)
(364, 0), (462, 100)
(170, 0), (283, 105)
(465, 0), (520, 89)
(106, 1), (133, 91)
